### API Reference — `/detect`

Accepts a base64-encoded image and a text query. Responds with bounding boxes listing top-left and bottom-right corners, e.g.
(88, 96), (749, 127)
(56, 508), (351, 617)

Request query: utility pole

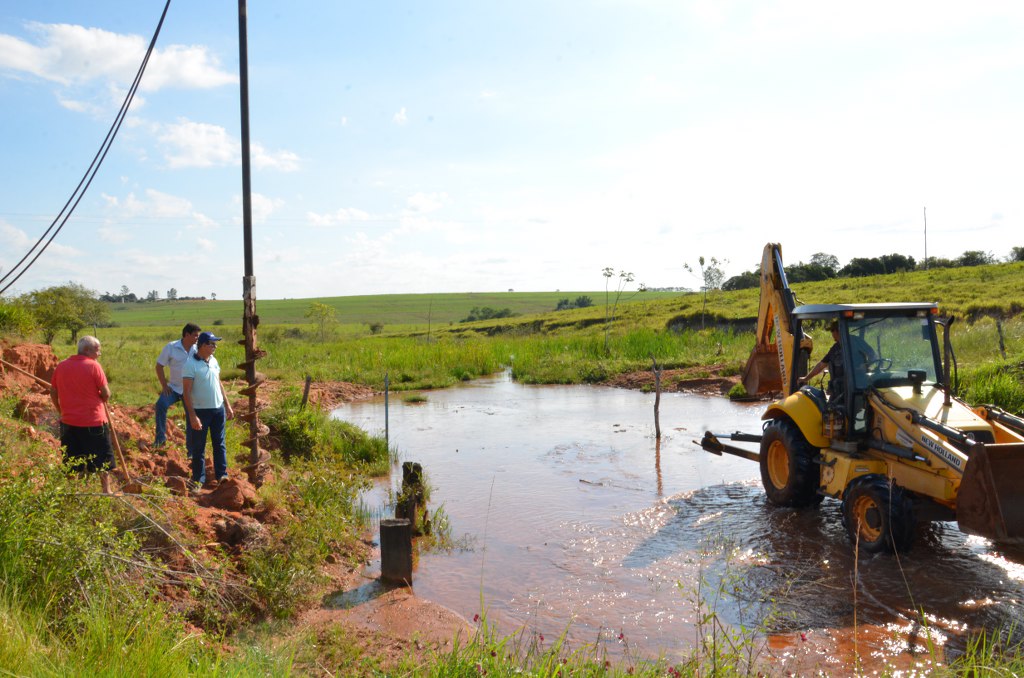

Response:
(923, 206), (928, 270)
(237, 0), (268, 481)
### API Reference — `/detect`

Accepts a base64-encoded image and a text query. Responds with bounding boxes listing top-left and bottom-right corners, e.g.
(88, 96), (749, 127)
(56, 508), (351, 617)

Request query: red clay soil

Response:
(0, 342), (471, 671)
(604, 362), (741, 396)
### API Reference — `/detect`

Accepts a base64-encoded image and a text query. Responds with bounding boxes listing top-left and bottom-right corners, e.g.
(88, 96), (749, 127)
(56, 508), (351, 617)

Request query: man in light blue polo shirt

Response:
(182, 331), (234, 488)
(154, 322), (201, 448)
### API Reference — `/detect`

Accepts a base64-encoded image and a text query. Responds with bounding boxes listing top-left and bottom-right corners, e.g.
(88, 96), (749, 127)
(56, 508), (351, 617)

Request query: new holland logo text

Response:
(921, 435), (962, 470)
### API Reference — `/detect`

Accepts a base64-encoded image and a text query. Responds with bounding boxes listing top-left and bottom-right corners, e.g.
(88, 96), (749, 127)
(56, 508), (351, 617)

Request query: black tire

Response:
(759, 418), (823, 507)
(840, 475), (915, 554)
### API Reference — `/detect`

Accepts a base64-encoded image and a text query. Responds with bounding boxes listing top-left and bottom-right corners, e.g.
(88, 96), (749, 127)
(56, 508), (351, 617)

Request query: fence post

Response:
(650, 354), (662, 439)
(380, 518), (413, 585)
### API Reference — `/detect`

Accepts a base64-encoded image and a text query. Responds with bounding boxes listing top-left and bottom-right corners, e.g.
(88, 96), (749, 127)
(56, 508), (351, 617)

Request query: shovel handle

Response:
(103, 402), (130, 481)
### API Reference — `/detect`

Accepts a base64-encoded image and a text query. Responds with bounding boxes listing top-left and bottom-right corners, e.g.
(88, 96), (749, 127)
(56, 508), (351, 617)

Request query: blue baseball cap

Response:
(197, 331), (223, 346)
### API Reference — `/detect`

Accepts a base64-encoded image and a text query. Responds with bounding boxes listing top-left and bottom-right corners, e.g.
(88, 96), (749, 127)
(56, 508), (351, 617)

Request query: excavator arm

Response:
(740, 243), (812, 397)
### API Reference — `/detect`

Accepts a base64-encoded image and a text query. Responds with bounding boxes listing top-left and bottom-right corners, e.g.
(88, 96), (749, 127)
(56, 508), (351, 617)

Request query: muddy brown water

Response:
(331, 372), (1024, 672)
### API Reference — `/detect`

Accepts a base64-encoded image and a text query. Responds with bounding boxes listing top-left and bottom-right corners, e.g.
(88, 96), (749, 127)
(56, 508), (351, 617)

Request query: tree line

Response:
(0, 282), (216, 344)
(97, 285), (214, 303)
(722, 247), (1024, 291)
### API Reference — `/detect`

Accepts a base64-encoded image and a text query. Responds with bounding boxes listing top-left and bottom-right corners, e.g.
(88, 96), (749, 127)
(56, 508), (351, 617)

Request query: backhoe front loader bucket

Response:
(741, 346), (782, 396)
(957, 442), (1024, 543)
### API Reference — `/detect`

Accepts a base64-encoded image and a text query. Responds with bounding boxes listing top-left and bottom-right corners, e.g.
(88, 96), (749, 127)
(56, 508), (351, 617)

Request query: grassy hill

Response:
(106, 290), (681, 328)
(104, 262), (1024, 334)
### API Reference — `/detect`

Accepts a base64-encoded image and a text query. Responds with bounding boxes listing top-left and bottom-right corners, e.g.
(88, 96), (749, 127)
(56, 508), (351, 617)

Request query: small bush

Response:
(265, 393), (392, 474)
(0, 303), (35, 336)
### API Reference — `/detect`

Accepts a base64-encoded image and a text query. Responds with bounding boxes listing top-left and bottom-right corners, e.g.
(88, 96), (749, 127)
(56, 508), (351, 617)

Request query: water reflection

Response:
(333, 375), (1024, 667)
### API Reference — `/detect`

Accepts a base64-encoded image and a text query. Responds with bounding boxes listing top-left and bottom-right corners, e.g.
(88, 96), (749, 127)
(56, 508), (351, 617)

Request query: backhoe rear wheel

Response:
(840, 475), (915, 554)
(759, 418), (822, 507)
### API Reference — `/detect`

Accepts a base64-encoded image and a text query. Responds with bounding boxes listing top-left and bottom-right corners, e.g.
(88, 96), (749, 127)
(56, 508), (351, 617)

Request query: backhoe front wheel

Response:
(840, 475), (915, 554)
(759, 419), (822, 508)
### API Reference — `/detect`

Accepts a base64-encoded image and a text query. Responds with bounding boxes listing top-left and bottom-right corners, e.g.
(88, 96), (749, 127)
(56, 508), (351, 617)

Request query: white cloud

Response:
(101, 189), (218, 236)
(0, 22), (235, 91)
(159, 119), (237, 168)
(156, 119), (299, 171)
(250, 193), (285, 224)
(405, 192), (450, 214)
(252, 143), (300, 172)
(306, 207), (372, 227)
(196, 237), (216, 252)
(393, 107), (408, 125)
(98, 226), (132, 245)
(0, 220), (82, 267)
(142, 44), (237, 91)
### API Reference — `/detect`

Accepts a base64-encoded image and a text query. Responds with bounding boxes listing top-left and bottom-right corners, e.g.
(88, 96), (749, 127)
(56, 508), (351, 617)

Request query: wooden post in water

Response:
(398, 462), (425, 533)
(650, 354), (662, 439)
(380, 518), (413, 585)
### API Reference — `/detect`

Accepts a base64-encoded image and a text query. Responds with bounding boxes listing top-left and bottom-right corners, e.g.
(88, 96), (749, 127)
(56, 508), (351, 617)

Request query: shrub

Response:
(0, 302), (36, 337)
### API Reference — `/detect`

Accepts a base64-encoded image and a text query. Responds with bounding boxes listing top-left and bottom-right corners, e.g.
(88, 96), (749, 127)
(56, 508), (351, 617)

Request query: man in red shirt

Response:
(50, 335), (114, 492)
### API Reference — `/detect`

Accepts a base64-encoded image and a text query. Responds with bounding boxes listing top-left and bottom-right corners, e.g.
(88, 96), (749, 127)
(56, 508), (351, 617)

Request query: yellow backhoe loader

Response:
(700, 243), (1024, 553)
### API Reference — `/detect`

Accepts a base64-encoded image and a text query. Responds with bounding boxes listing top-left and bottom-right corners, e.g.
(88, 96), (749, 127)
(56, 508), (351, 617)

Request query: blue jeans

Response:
(186, 406), (227, 485)
(154, 389), (184, 446)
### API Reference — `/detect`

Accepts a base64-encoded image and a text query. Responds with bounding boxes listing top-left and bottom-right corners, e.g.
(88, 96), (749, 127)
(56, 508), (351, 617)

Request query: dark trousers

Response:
(60, 422), (114, 474)
(186, 407), (227, 485)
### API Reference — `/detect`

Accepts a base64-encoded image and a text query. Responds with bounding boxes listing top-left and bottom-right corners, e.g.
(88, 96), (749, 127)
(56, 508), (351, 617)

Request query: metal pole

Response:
(923, 206), (928, 270)
(238, 0), (266, 474)
(239, 0), (253, 278)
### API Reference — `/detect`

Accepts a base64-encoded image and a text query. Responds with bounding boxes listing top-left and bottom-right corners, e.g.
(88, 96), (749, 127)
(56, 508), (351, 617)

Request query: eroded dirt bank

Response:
(0, 342), (472, 671)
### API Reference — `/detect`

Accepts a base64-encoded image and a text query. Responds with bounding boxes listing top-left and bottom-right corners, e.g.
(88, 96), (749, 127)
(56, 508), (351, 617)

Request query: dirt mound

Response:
(605, 362), (741, 397)
(1, 342), (58, 390)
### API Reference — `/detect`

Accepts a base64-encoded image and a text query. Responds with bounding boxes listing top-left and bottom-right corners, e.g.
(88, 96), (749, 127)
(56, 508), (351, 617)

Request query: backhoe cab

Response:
(700, 244), (1024, 553)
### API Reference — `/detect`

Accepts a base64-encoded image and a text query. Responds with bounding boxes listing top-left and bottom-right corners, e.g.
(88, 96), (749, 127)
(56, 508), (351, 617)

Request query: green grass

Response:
(103, 290), (682, 328)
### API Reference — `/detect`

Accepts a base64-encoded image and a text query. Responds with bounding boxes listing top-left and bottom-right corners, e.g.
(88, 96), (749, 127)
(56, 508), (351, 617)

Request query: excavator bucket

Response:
(741, 346), (782, 396)
(957, 442), (1024, 544)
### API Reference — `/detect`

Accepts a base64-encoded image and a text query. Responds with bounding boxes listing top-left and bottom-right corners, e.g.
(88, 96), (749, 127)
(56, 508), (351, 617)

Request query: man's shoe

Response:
(217, 475), (229, 484)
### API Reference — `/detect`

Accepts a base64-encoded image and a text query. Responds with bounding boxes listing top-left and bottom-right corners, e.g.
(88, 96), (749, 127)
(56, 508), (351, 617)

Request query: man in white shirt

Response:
(153, 322), (201, 448)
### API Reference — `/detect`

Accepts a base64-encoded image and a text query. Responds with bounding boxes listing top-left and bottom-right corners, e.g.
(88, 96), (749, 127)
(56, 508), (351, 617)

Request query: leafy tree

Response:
(211, 292), (217, 301)
(146, 290), (160, 302)
(879, 253), (916, 273)
(166, 288), (178, 301)
(554, 295), (594, 312)
(461, 306), (514, 322)
(0, 301), (35, 337)
(809, 252), (840, 273)
(1009, 247), (1024, 263)
(926, 257), (955, 269)
(957, 250), (995, 267)
(723, 270), (759, 291)
(787, 262), (835, 283)
(838, 253), (915, 277)
(305, 301), (337, 342)
(20, 283), (109, 344)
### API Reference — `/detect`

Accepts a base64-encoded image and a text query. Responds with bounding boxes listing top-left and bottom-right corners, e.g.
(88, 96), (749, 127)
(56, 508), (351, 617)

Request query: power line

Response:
(0, 0), (173, 296)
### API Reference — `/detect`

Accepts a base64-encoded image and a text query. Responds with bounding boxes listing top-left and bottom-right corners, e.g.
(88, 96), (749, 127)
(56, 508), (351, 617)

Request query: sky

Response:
(1, 1), (1023, 301)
